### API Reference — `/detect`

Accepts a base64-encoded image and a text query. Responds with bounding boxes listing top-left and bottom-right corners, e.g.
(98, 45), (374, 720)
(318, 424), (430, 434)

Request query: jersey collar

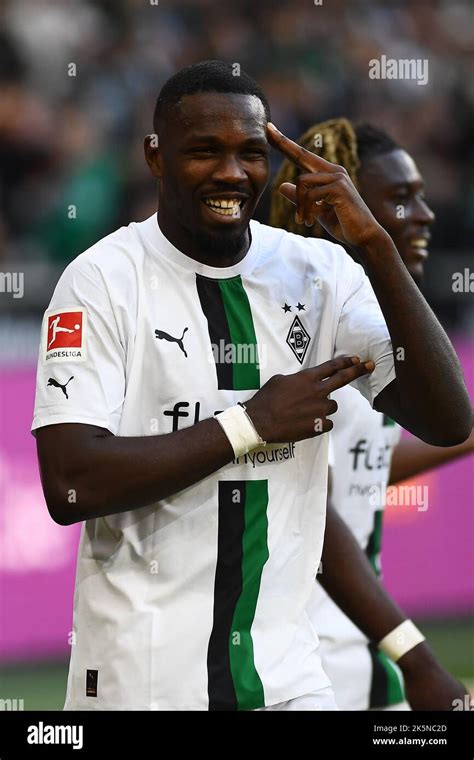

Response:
(141, 214), (261, 278)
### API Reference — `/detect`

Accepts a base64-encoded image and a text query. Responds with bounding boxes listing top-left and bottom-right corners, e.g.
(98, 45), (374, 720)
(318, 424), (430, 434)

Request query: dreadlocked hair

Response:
(270, 118), (359, 238)
(270, 118), (399, 238)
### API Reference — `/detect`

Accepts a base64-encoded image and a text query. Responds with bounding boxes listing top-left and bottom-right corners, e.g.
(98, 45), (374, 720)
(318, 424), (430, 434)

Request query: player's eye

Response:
(242, 149), (269, 159)
(393, 192), (409, 204)
(187, 147), (217, 157)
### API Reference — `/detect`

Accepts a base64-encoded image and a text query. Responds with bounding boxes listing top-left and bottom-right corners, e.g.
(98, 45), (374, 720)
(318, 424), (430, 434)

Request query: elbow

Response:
(45, 493), (80, 526)
(419, 400), (472, 447)
(423, 420), (472, 447)
(48, 504), (75, 526)
(42, 477), (85, 526)
(442, 407), (473, 446)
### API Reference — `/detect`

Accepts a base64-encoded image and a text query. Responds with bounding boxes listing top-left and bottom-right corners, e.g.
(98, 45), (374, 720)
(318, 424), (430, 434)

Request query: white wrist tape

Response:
(378, 620), (426, 662)
(215, 403), (266, 458)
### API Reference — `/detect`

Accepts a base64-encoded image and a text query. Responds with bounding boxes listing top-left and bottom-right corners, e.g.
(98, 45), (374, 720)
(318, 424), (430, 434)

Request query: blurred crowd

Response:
(0, 0), (473, 319)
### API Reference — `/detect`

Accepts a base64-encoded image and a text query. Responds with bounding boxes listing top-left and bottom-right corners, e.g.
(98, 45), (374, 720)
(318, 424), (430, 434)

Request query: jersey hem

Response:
(31, 414), (117, 437)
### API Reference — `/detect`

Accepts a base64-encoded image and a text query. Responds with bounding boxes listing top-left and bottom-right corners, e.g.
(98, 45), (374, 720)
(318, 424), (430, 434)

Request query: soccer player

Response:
(32, 62), (471, 711)
(270, 118), (473, 710)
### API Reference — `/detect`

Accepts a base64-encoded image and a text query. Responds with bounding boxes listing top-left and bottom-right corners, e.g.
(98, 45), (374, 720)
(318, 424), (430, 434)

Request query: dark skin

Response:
(309, 147), (469, 708)
(321, 502), (468, 710)
(36, 95), (471, 713)
(351, 149), (473, 481)
(146, 92), (269, 267)
(267, 121), (470, 445)
(357, 149), (435, 289)
(37, 94), (470, 519)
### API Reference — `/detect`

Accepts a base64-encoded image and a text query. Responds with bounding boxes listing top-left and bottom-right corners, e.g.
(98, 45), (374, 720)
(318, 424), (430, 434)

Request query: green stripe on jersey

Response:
(368, 642), (406, 708)
(208, 480), (269, 710)
(366, 509), (383, 578)
(229, 479), (269, 709)
(376, 650), (405, 705)
(218, 277), (260, 390)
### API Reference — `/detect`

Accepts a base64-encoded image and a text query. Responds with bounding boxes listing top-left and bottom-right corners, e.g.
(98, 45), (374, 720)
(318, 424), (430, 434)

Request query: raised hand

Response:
(267, 122), (385, 249)
(245, 356), (374, 444)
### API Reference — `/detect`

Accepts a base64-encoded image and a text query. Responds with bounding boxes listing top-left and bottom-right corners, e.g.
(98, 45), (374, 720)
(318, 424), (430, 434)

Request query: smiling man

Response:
(32, 61), (471, 711)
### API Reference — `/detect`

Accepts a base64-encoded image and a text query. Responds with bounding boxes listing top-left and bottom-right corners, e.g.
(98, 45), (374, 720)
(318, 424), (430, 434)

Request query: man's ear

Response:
(144, 133), (162, 178)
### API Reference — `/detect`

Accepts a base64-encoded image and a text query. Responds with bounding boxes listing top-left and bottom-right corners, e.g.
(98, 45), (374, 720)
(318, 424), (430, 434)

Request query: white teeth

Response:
(204, 198), (243, 217)
(207, 205), (241, 216)
(410, 239), (428, 248)
(204, 198), (242, 208)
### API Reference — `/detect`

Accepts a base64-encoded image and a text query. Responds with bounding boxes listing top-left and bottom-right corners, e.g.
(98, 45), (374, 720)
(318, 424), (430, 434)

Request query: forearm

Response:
(36, 357), (377, 526)
(320, 501), (468, 707)
(354, 229), (471, 444)
(389, 429), (474, 485)
(319, 501), (407, 642)
(37, 419), (234, 524)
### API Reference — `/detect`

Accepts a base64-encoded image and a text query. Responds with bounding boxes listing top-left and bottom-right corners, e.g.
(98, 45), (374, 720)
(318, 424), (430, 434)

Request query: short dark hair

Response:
(354, 123), (399, 164)
(153, 59), (271, 131)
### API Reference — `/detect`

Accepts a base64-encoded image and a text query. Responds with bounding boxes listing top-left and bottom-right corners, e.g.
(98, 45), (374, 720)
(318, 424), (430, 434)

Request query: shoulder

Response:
(64, 218), (147, 279)
(252, 220), (360, 279)
(53, 217), (154, 303)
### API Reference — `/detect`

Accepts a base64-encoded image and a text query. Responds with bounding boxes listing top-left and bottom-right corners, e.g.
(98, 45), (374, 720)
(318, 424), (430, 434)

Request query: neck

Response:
(157, 207), (250, 268)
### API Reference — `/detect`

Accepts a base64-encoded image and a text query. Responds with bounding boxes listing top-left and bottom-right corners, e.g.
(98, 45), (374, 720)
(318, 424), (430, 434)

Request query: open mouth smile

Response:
(408, 238), (429, 257)
(203, 197), (246, 218)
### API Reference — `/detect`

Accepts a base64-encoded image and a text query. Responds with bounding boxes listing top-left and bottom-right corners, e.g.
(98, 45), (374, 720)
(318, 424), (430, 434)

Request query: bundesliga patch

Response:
(43, 307), (87, 363)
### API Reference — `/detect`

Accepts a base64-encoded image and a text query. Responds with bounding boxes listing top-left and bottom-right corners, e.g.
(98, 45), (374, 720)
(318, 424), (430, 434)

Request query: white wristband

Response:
(215, 403), (266, 458)
(378, 620), (426, 662)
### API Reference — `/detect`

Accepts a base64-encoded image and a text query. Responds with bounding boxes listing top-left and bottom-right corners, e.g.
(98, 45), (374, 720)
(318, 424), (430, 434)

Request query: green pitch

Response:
(0, 617), (472, 710)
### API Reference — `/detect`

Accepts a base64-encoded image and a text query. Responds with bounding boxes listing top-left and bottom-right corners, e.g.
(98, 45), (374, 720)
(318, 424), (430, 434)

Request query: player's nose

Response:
(211, 153), (247, 183)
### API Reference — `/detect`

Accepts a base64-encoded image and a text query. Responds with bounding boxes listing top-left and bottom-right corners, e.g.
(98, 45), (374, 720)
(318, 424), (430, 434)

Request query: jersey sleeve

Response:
(334, 256), (395, 407)
(32, 259), (126, 436)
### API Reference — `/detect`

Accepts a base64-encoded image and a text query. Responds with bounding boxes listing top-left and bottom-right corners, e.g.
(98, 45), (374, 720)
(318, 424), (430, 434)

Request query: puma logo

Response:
(155, 327), (188, 357)
(47, 376), (74, 399)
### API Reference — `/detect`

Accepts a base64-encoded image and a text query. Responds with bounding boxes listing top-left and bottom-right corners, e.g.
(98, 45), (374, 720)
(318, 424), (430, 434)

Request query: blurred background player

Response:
(270, 118), (474, 710)
(1, 0), (472, 710)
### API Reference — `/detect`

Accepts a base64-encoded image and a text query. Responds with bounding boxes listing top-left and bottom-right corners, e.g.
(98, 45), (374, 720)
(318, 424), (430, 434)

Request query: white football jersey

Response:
(32, 214), (395, 710)
(308, 383), (403, 710)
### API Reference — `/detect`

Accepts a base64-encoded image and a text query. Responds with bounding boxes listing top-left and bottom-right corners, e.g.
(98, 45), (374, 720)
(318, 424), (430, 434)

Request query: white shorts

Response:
(255, 686), (338, 711)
